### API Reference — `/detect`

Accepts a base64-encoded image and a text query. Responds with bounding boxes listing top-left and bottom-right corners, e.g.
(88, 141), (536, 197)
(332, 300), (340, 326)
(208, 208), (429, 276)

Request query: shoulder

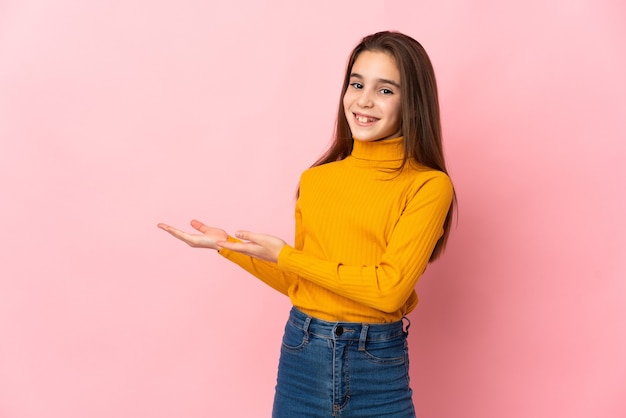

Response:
(300, 160), (344, 181)
(407, 167), (454, 201)
(417, 168), (452, 187)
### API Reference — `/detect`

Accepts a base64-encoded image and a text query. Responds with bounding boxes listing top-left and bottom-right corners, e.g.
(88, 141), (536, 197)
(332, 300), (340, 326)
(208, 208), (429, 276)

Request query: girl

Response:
(158, 31), (454, 418)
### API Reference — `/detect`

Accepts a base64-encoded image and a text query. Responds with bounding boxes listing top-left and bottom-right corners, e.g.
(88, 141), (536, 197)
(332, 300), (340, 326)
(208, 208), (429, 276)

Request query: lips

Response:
(353, 113), (378, 124)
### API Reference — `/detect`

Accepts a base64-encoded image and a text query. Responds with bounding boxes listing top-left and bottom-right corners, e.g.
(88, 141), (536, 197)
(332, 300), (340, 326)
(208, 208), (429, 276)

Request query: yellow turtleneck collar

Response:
(350, 137), (405, 162)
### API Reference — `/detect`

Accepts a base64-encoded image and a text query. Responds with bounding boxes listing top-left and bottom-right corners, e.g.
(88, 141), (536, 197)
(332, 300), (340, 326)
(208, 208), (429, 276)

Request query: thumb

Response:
(234, 230), (256, 242)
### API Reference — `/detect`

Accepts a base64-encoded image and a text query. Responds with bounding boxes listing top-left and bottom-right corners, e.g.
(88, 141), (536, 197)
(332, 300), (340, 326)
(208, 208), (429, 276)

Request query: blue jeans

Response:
(272, 307), (415, 417)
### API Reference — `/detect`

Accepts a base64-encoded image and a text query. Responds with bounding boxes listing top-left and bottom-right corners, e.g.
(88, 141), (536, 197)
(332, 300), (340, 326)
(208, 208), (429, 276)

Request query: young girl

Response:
(158, 31), (454, 418)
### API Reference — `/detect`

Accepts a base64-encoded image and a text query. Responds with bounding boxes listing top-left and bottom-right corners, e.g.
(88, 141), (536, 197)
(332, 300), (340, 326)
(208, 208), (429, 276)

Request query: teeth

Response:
(356, 114), (376, 123)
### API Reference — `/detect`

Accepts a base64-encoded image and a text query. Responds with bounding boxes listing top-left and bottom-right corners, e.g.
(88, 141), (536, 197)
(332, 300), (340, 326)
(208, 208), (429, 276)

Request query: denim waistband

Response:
(287, 306), (408, 342)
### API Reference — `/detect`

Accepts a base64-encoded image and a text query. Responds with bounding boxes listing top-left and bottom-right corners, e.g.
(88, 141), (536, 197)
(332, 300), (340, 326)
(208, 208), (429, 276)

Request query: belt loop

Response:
(358, 323), (369, 351)
(402, 316), (411, 336)
(302, 316), (312, 343)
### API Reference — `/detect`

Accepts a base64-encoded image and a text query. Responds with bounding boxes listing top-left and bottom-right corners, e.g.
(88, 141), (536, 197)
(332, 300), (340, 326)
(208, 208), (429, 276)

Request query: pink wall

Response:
(1, 1), (624, 417)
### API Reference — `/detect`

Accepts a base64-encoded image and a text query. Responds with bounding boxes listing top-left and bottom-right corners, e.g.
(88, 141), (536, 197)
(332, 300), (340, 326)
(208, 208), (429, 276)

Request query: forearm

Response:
(219, 239), (295, 295)
(277, 244), (431, 313)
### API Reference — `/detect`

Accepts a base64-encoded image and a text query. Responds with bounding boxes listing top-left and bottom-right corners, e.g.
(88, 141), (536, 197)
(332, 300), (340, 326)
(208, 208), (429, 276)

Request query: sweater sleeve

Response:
(277, 174), (453, 313)
(218, 237), (298, 296)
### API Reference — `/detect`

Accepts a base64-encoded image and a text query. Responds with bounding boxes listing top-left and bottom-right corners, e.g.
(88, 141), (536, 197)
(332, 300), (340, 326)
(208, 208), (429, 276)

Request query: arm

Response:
(215, 195), (308, 294)
(216, 200), (304, 295)
(276, 175), (453, 312)
(218, 236), (297, 296)
(157, 220), (296, 295)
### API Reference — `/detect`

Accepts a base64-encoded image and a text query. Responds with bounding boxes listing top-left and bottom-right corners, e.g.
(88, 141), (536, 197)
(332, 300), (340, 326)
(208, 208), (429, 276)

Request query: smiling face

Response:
(342, 50), (402, 142)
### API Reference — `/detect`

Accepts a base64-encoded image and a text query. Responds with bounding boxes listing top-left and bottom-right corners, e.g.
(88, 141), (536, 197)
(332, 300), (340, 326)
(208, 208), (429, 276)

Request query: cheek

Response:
(389, 101), (402, 123)
(342, 92), (350, 110)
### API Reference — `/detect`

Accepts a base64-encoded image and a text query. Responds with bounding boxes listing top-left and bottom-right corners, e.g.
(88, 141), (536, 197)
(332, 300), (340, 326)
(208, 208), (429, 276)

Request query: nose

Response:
(356, 88), (374, 108)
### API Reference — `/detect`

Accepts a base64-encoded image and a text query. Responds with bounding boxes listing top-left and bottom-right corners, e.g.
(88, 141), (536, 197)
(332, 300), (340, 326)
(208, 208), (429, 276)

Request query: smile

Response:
(354, 113), (378, 123)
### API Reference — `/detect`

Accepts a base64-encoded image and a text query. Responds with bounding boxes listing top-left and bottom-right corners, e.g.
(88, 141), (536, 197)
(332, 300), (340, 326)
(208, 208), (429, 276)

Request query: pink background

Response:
(1, 1), (625, 417)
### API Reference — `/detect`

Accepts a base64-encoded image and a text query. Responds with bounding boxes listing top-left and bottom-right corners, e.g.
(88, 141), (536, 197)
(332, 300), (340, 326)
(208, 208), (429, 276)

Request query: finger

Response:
(161, 226), (188, 240)
(234, 230), (248, 240)
(190, 219), (208, 232)
(158, 223), (181, 233)
(234, 230), (262, 242)
(157, 223), (194, 242)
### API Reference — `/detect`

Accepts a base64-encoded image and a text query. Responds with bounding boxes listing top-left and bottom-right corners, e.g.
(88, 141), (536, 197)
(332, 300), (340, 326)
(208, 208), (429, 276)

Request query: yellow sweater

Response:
(219, 137), (453, 323)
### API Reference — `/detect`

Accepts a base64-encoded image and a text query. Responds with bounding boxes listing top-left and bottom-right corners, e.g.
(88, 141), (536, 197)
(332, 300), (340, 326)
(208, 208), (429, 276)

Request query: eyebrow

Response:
(350, 73), (401, 88)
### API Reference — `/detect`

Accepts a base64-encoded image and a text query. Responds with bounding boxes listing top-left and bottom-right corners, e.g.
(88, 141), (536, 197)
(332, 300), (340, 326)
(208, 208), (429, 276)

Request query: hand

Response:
(157, 219), (228, 250)
(217, 230), (286, 263)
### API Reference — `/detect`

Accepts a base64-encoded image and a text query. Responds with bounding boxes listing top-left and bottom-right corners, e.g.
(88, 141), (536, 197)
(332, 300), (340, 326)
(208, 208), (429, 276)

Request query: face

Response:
(343, 50), (402, 142)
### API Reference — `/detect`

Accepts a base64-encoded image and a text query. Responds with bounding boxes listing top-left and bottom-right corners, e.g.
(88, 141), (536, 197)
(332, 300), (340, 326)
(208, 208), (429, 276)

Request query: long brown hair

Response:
(312, 31), (455, 260)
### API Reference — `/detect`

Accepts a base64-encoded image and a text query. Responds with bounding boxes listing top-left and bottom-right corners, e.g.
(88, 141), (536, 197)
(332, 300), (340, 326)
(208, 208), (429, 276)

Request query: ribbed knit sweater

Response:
(219, 137), (453, 323)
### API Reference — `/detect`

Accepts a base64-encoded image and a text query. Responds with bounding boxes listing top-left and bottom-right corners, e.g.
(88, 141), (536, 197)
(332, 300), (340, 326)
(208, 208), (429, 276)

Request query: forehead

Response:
(350, 50), (400, 82)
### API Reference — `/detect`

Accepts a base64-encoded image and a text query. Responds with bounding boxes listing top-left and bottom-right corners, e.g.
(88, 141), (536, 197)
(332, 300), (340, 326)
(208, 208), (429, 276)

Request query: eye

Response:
(349, 82), (363, 89)
(380, 88), (394, 95)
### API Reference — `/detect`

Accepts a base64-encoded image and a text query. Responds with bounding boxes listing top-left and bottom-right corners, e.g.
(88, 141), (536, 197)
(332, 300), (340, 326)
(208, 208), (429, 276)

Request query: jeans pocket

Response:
(281, 320), (308, 352)
(360, 335), (407, 365)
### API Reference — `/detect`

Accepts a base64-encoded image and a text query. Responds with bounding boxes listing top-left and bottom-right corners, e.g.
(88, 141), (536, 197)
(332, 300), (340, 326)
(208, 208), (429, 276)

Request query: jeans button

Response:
(335, 325), (343, 336)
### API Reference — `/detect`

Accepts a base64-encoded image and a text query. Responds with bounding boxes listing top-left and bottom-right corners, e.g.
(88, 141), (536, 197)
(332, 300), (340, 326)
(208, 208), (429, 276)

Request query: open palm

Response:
(157, 219), (228, 250)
